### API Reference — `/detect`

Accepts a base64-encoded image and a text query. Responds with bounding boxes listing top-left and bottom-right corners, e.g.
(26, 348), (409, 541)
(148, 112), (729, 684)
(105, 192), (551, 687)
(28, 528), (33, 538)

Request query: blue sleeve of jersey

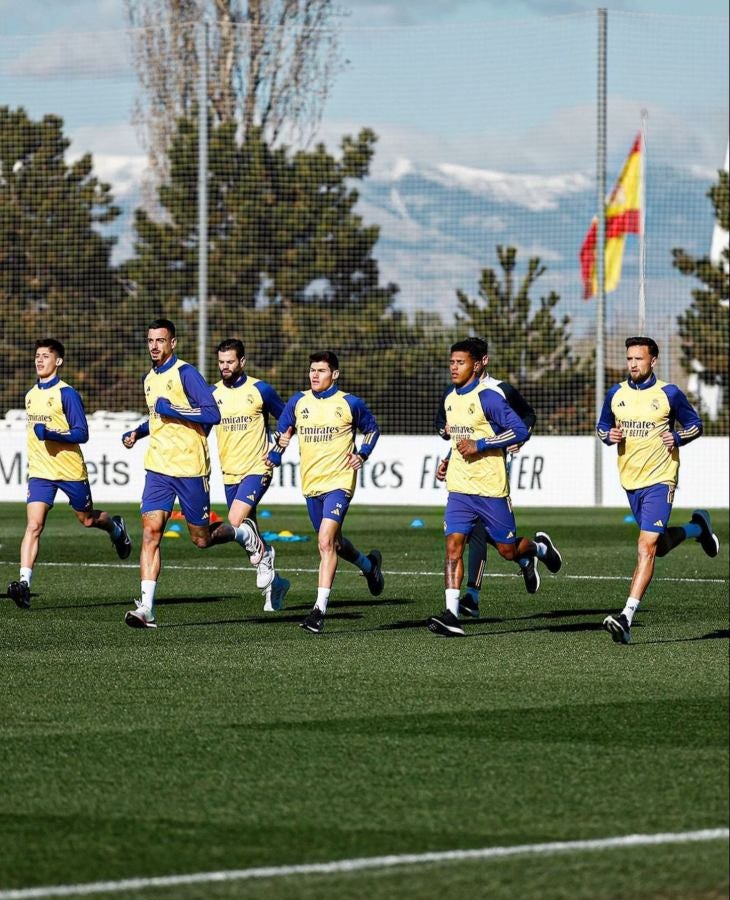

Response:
(345, 395), (380, 458)
(155, 364), (221, 426)
(663, 385), (703, 446)
(596, 385), (620, 445)
(42, 386), (89, 444)
(474, 390), (528, 451)
(434, 386), (450, 439)
(255, 381), (286, 420)
(267, 393), (302, 465)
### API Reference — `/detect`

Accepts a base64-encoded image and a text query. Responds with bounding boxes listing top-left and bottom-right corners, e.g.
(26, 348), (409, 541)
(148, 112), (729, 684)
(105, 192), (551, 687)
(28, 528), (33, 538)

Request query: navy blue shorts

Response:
(444, 492), (517, 544)
(626, 483), (674, 533)
(305, 490), (352, 532)
(142, 472), (210, 526)
(224, 472), (272, 510)
(27, 477), (93, 513)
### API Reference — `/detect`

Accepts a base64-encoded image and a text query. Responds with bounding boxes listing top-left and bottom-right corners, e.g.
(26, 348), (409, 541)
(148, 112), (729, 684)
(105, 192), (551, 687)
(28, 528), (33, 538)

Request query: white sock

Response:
(233, 522), (260, 556)
(316, 587), (331, 614)
(621, 597), (640, 625)
(445, 588), (460, 617)
(141, 579), (157, 612)
(20, 567), (32, 586)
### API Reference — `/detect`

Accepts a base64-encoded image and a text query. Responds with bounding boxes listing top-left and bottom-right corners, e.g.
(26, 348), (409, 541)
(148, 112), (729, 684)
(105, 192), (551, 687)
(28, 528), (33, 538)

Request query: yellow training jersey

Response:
(276, 386), (380, 498)
(596, 375), (703, 491)
(212, 376), (284, 484)
(25, 378), (88, 481)
(445, 380), (529, 498)
(143, 358), (211, 478)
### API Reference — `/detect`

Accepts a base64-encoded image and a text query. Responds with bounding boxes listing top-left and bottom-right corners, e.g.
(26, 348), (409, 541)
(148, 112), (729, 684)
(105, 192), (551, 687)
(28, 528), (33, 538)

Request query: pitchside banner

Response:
(0, 425), (727, 507)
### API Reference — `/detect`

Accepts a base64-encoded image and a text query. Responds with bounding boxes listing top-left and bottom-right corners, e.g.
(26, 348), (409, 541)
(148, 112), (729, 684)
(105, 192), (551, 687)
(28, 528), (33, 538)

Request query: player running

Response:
(266, 350), (383, 634)
(6, 338), (131, 610)
(212, 338), (289, 612)
(121, 319), (271, 628)
(597, 336), (720, 644)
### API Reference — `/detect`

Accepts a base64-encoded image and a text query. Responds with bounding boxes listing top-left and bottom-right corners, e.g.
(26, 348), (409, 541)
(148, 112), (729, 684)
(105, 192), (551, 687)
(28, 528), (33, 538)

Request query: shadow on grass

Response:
(164, 610), (365, 628)
(641, 628), (729, 644)
(30, 593), (235, 612)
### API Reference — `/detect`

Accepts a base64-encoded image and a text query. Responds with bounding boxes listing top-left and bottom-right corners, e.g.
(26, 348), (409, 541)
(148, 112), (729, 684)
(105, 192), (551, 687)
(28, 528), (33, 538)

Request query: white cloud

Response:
(6, 29), (132, 78)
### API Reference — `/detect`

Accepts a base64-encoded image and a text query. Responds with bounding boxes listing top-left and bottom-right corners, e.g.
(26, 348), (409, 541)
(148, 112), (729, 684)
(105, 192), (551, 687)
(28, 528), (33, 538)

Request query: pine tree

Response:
(0, 106), (127, 412)
(455, 246), (593, 433)
(672, 170), (729, 432)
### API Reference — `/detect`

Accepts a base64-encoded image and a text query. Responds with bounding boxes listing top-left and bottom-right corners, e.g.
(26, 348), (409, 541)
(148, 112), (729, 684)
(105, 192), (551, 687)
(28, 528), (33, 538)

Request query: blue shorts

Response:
(626, 483), (674, 533)
(27, 477), (93, 513)
(142, 472), (210, 526)
(444, 492), (517, 544)
(224, 472), (272, 510)
(306, 490), (352, 532)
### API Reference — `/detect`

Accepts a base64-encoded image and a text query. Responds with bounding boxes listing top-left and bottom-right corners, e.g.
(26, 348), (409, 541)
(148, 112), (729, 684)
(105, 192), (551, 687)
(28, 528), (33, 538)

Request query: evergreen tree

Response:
(672, 170), (729, 431)
(124, 119), (444, 431)
(0, 106), (128, 412)
(455, 246), (593, 434)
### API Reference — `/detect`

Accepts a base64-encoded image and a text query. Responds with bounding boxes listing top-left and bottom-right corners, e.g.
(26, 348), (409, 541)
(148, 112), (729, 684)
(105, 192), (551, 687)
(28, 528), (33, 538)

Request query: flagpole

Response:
(595, 8), (607, 507)
(638, 109), (648, 333)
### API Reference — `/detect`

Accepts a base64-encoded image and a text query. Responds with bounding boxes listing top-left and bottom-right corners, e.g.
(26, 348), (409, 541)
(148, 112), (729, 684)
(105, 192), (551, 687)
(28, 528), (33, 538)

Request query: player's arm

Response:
(266, 394), (301, 467)
(347, 395), (380, 461)
(502, 382), (537, 436)
(457, 392), (529, 460)
(662, 385), (703, 449)
(34, 386), (89, 444)
(122, 420), (149, 448)
(434, 385), (451, 440)
(155, 364), (221, 426)
(596, 385), (622, 445)
(256, 381), (286, 424)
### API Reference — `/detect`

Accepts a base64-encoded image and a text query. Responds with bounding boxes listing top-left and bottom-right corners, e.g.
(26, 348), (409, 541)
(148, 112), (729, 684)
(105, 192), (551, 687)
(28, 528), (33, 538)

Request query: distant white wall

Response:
(1, 426), (727, 508)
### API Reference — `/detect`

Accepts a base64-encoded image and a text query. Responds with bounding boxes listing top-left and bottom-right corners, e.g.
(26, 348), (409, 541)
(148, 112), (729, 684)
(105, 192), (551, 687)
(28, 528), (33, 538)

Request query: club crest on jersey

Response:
(336, 407), (343, 418)
(247, 394), (255, 405)
(468, 403), (475, 415)
(166, 379), (174, 391)
(651, 398), (660, 410)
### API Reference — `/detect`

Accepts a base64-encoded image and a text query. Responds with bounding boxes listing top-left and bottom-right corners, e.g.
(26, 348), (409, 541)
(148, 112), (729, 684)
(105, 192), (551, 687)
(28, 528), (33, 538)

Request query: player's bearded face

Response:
(219, 352), (244, 384)
(626, 346), (655, 383)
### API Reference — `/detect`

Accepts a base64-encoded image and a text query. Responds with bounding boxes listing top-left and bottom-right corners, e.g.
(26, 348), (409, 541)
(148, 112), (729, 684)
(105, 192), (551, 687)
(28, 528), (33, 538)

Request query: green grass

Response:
(0, 503), (728, 899)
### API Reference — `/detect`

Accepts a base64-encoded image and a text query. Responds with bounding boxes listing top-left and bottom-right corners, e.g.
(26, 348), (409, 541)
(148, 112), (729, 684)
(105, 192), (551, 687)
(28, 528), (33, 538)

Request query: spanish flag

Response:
(580, 134), (642, 299)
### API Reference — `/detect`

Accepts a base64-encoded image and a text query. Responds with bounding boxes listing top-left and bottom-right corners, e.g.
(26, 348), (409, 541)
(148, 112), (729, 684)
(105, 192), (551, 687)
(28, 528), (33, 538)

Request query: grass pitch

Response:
(0, 503), (728, 899)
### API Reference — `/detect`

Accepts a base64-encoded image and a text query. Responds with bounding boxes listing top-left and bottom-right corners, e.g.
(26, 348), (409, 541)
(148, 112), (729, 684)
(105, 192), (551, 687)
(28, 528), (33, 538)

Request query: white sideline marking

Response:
(0, 829), (726, 899)
(0, 559), (726, 584)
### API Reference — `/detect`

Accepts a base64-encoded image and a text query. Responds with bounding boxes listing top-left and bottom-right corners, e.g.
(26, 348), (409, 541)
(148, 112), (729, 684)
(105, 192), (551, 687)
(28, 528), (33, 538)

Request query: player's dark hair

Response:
(148, 318), (176, 338)
(625, 336), (659, 357)
(450, 340), (479, 360)
(465, 337), (489, 359)
(35, 338), (65, 358)
(310, 350), (339, 371)
(217, 338), (245, 358)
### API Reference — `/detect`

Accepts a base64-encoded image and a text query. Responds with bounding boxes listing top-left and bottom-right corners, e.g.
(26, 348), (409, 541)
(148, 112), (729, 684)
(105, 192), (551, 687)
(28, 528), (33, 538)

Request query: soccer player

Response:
(212, 338), (289, 612)
(6, 338), (131, 610)
(428, 340), (562, 637)
(266, 350), (383, 634)
(435, 337), (546, 616)
(597, 336), (719, 644)
(121, 319), (271, 629)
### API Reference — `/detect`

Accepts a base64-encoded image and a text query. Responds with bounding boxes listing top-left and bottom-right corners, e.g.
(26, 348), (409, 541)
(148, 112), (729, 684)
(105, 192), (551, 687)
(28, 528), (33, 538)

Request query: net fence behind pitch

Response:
(0, 11), (727, 435)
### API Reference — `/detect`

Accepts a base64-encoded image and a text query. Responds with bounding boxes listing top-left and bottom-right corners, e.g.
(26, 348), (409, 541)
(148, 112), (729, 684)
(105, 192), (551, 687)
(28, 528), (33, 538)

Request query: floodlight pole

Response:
(595, 8), (607, 507)
(197, 21), (209, 380)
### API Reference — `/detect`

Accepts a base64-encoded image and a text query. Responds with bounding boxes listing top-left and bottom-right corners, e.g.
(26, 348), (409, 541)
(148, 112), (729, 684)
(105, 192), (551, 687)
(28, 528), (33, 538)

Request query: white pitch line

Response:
(0, 559), (726, 584)
(0, 829), (726, 899)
